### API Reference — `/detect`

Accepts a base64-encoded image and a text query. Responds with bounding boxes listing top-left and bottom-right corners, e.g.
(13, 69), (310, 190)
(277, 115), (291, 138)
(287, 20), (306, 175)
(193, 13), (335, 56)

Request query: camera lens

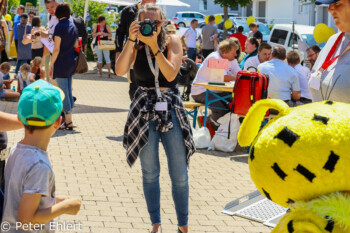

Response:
(35, 33), (40, 36)
(141, 24), (153, 36)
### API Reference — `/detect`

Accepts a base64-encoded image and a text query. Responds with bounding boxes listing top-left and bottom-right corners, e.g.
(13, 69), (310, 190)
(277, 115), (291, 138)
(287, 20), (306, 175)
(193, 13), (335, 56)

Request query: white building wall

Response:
(160, 0), (242, 20)
(251, 0), (293, 24)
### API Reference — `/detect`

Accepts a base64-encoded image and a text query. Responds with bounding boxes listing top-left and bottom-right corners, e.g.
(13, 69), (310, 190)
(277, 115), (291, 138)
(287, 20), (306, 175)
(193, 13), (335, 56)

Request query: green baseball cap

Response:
(18, 80), (65, 127)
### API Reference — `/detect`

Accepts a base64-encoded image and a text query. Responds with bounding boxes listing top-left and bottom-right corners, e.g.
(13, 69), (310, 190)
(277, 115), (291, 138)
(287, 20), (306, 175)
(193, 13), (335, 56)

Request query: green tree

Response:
(7, 0), (20, 19)
(214, 0), (253, 38)
(68, 0), (108, 27)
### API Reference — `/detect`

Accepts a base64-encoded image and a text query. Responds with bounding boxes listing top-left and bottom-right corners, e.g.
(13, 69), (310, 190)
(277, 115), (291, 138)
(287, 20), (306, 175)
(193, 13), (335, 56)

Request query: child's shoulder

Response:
(9, 143), (52, 169)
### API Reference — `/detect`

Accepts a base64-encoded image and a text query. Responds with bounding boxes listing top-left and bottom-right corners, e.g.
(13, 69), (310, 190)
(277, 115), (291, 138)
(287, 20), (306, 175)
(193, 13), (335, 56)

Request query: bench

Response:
(183, 101), (205, 128)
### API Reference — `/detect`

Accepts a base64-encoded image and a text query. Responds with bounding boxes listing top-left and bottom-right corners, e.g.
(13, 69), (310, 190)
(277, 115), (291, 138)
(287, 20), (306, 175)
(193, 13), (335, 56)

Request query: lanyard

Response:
(318, 32), (350, 74)
(145, 45), (162, 99)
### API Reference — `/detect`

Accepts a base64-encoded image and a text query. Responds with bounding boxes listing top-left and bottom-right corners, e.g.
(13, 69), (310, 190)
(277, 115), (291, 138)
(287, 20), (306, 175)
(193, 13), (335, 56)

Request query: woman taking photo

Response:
(92, 16), (112, 78)
(49, 3), (78, 130)
(116, 4), (195, 233)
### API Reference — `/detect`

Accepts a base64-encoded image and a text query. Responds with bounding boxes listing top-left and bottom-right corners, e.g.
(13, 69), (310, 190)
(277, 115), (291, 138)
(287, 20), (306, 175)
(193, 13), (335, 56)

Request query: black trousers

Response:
(129, 69), (138, 101)
(202, 49), (214, 59)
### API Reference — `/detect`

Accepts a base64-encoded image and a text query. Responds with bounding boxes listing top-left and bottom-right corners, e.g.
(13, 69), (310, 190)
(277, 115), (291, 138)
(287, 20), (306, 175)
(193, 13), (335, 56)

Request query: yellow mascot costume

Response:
(238, 99), (350, 233)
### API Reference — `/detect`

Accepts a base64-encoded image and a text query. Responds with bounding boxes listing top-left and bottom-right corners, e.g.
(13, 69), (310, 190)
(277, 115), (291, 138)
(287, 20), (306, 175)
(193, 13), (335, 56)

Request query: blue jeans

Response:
(56, 77), (74, 114)
(139, 109), (189, 226)
(95, 46), (110, 63)
(187, 48), (197, 62)
(15, 59), (29, 75)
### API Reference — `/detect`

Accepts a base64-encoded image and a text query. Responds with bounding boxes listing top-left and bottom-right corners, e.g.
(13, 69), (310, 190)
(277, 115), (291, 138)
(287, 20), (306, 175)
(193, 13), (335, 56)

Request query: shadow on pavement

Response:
(73, 104), (128, 114)
(73, 74), (128, 83)
(106, 136), (123, 142)
(52, 130), (81, 138)
(196, 145), (249, 164)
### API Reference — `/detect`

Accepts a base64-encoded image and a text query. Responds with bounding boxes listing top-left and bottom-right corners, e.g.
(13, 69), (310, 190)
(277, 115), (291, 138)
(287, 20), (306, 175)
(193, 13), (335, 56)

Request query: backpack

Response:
(73, 17), (88, 47)
(230, 67), (269, 116)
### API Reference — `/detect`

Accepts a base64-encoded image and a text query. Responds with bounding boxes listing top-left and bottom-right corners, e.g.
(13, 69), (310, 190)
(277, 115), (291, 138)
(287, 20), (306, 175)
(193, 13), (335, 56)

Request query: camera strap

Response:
(145, 45), (162, 99)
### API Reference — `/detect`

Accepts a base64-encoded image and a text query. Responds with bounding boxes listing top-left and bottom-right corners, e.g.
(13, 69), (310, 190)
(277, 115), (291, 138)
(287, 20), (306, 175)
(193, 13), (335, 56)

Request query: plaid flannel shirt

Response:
(123, 87), (196, 167)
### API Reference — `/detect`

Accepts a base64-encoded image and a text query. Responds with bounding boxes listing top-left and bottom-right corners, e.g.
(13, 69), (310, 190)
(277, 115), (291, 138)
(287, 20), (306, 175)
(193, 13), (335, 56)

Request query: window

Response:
(288, 33), (300, 47)
(230, 6), (239, 11)
(182, 13), (191, 18)
(195, 14), (204, 19)
(199, 0), (207, 11)
(270, 29), (288, 45)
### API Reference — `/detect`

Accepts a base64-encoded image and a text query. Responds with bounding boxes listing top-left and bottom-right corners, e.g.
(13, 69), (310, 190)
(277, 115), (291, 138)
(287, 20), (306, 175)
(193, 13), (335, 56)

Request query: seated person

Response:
(0, 62), (20, 99)
(230, 37), (246, 64)
(287, 51), (312, 105)
(17, 64), (36, 94)
(239, 37), (259, 70)
(258, 46), (300, 107)
(31, 56), (45, 80)
(192, 38), (241, 128)
(244, 42), (272, 71)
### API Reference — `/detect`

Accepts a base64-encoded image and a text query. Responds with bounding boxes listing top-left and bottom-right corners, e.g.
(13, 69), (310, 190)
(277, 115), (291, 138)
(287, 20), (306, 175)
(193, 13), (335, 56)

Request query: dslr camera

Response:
(137, 19), (157, 37)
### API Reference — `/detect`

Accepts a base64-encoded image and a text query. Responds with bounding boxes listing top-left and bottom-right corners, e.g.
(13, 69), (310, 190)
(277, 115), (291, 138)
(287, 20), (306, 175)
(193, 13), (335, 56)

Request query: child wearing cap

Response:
(17, 64), (36, 94)
(0, 62), (20, 99)
(2, 80), (81, 232)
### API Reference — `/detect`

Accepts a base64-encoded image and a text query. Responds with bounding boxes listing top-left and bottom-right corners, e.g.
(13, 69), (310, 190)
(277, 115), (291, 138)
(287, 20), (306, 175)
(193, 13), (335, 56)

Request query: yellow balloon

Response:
(4, 14), (11, 22)
(205, 15), (210, 24)
(224, 20), (233, 29)
(215, 15), (222, 24)
(247, 16), (255, 26)
(314, 23), (329, 43)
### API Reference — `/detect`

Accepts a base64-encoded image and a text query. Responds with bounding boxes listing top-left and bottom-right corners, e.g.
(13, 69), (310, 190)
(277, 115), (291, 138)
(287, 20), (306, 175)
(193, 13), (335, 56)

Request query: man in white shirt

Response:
(192, 39), (241, 126)
(258, 46), (301, 106)
(287, 51), (312, 105)
(244, 42), (272, 71)
(181, 19), (200, 62)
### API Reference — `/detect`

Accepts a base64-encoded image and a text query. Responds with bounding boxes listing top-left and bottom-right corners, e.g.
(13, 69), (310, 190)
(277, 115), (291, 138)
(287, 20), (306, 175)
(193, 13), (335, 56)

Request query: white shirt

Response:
(294, 64), (311, 99)
(48, 14), (73, 35)
(183, 27), (199, 49)
(191, 51), (241, 96)
(258, 58), (300, 101)
(309, 32), (350, 103)
(244, 55), (260, 71)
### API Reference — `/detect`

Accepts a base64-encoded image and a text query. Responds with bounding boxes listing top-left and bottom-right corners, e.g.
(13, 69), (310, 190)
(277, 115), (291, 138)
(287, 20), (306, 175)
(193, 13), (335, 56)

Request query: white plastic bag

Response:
(193, 127), (211, 149)
(208, 113), (240, 152)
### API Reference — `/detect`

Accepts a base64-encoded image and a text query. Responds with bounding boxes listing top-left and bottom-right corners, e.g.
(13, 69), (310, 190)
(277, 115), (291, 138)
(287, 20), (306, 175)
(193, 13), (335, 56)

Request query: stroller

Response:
(178, 58), (199, 101)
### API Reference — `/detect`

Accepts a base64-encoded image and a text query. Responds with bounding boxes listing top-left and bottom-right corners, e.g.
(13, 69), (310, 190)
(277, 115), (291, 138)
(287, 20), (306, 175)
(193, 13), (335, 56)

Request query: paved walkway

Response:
(3, 64), (271, 233)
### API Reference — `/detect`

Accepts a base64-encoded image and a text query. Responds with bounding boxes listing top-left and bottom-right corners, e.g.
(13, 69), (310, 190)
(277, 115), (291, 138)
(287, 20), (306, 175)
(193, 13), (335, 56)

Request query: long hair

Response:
(137, 3), (167, 51)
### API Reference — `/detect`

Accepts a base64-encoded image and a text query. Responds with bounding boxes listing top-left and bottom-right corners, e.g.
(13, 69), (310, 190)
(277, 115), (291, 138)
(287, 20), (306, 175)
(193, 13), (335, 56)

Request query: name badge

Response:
(309, 72), (321, 90)
(155, 102), (168, 111)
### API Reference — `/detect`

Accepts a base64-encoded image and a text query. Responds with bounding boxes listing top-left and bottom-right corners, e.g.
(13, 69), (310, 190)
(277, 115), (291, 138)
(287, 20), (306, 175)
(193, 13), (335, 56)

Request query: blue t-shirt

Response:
(17, 23), (32, 60)
(53, 18), (77, 78)
(13, 14), (21, 40)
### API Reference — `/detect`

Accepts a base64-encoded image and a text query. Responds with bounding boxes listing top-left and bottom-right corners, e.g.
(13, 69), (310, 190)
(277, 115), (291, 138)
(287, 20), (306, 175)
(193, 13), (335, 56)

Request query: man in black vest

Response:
(115, 0), (156, 100)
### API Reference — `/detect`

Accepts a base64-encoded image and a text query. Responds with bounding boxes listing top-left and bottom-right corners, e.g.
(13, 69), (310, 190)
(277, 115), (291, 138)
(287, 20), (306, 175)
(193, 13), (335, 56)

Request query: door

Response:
(246, 3), (253, 17)
(258, 1), (266, 23)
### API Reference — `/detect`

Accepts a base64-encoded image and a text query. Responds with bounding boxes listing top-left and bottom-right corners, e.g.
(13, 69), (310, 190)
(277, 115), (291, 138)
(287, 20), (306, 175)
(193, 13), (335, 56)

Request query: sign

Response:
(86, 12), (91, 22)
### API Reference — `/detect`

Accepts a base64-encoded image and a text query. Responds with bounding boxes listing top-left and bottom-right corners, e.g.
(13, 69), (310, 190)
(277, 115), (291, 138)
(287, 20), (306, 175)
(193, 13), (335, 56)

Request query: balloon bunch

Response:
(313, 23), (335, 44)
(204, 15), (233, 30)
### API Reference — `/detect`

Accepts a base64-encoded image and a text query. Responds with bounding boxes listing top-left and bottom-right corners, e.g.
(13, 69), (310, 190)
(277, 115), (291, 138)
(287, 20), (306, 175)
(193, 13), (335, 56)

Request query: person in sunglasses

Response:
(115, 3), (195, 233)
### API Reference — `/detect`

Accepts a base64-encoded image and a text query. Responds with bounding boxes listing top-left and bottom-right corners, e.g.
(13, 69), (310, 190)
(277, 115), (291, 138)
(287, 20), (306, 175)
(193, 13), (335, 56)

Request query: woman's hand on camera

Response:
(138, 30), (160, 52)
(129, 20), (140, 41)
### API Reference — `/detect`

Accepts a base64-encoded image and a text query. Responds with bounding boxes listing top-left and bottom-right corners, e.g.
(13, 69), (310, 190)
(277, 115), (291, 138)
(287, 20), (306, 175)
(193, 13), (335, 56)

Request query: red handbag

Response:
(230, 68), (269, 116)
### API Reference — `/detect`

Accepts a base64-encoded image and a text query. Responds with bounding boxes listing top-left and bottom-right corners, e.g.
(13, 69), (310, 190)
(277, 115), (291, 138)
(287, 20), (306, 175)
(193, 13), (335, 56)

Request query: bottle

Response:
(12, 86), (15, 92)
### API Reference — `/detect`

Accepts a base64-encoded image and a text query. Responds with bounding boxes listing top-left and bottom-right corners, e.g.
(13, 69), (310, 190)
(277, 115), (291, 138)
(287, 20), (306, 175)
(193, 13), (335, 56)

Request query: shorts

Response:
(95, 46), (111, 63)
(0, 89), (5, 98)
